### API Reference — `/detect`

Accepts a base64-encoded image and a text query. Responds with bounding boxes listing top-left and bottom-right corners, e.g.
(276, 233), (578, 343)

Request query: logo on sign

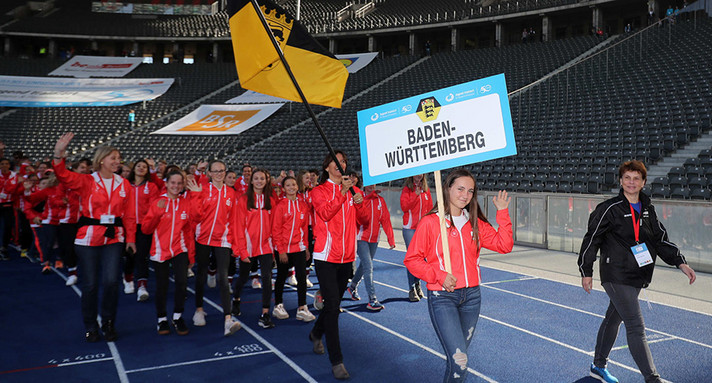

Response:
(178, 111), (259, 132)
(402, 104), (412, 113)
(415, 97), (441, 123)
(480, 84), (492, 94)
(445, 93), (454, 102)
(371, 112), (379, 121)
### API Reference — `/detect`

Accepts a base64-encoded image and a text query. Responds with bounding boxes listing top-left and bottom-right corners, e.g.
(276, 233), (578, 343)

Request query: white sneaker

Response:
(137, 286), (149, 302)
(306, 278), (313, 288)
(193, 310), (207, 326)
(187, 268), (195, 278)
(286, 274), (298, 286)
(251, 277), (262, 289)
(297, 307), (316, 322)
(273, 303), (289, 320)
(65, 275), (78, 286)
(207, 274), (217, 288)
(224, 317), (241, 336)
(123, 280), (135, 294)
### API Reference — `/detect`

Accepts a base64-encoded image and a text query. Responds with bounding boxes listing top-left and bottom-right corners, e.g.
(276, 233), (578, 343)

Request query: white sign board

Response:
(357, 73), (516, 186)
(0, 76), (174, 107)
(336, 52), (378, 74)
(151, 104), (283, 135)
(49, 55), (144, 78)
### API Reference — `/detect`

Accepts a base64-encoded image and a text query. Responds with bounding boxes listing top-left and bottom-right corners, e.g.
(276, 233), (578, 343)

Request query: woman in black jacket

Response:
(578, 160), (696, 383)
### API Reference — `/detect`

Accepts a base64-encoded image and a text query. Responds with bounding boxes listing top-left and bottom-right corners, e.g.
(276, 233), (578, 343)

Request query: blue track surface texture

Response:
(1, 247), (710, 382)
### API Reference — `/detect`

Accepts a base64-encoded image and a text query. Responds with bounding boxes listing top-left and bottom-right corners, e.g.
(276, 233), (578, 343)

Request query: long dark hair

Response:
(318, 151), (347, 185)
(128, 159), (149, 185)
(429, 169), (488, 245)
(246, 168), (272, 210)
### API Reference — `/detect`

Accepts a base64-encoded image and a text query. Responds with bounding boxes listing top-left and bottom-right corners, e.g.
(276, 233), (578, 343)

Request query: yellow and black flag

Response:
(227, 0), (349, 109)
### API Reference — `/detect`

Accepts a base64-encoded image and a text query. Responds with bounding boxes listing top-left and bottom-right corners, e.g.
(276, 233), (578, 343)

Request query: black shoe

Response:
(408, 288), (420, 302)
(101, 320), (118, 342)
(415, 284), (425, 299)
(0, 252), (9, 261)
(309, 331), (325, 354)
(258, 313), (275, 329)
(173, 317), (189, 336)
(332, 363), (350, 380)
(85, 329), (100, 342)
(231, 299), (241, 316)
(157, 320), (170, 335)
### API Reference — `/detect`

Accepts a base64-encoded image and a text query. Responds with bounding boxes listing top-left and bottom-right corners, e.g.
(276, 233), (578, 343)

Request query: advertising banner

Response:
(49, 56), (144, 78)
(151, 104), (283, 135)
(0, 76), (174, 107)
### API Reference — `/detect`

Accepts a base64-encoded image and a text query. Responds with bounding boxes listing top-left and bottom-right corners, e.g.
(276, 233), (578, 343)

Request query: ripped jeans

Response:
(427, 286), (481, 383)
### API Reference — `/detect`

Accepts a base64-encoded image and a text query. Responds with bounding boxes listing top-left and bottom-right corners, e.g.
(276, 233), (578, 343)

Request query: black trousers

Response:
(195, 243), (232, 314)
(58, 223), (78, 269)
(123, 225), (152, 282)
(274, 251), (307, 307)
(234, 253), (273, 309)
(312, 260), (352, 366)
(153, 253), (189, 318)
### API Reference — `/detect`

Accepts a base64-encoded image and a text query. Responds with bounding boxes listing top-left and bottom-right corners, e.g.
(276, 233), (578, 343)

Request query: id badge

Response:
(0, 193), (7, 199)
(100, 214), (116, 224)
(630, 242), (653, 267)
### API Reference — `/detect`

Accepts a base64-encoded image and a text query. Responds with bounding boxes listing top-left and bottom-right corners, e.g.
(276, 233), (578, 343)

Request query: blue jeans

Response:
(350, 241), (379, 301)
(76, 243), (124, 331)
(428, 286), (482, 383)
(402, 228), (420, 288)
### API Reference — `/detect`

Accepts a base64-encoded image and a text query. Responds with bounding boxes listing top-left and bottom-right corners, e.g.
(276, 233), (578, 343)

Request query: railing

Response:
(376, 187), (712, 273)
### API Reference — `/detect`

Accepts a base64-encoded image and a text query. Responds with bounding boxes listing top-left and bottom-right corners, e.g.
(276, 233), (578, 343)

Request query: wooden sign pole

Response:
(433, 170), (452, 274)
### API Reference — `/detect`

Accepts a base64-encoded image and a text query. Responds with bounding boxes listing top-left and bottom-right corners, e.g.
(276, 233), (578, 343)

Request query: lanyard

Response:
(629, 204), (640, 243)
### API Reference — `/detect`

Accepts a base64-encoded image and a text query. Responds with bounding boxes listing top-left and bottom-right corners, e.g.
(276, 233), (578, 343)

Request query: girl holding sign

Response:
(400, 174), (433, 302)
(578, 160), (696, 383)
(404, 169), (512, 383)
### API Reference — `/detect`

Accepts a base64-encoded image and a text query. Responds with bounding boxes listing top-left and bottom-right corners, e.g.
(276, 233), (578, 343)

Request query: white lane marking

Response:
(609, 337), (677, 352)
(181, 278), (317, 383)
(125, 350), (272, 373)
(295, 286), (499, 383)
(483, 284), (712, 350)
(57, 268), (129, 383)
(371, 280), (643, 375)
(57, 358), (114, 367)
(108, 342), (129, 383)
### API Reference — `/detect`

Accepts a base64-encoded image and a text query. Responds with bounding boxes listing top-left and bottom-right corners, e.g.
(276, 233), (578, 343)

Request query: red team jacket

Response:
(400, 185), (433, 229)
(272, 197), (310, 254)
(234, 193), (275, 260)
(192, 183), (235, 249)
(53, 159), (136, 246)
(59, 184), (81, 224)
(357, 191), (395, 247)
(142, 195), (195, 263)
(404, 210), (513, 291)
(0, 170), (18, 205)
(311, 180), (365, 264)
(132, 180), (160, 226)
(25, 185), (66, 225)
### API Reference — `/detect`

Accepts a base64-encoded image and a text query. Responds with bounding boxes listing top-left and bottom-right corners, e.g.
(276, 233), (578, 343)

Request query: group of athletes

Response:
(0, 133), (697, 382)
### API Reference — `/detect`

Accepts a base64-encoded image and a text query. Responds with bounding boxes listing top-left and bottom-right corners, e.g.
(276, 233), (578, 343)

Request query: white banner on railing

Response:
(336, 52), (378, 73)
(49, 55), (144, 78)
(0, 76), (174, 107)
(151, 104), (283, 135)
(225, 90), (290, 104)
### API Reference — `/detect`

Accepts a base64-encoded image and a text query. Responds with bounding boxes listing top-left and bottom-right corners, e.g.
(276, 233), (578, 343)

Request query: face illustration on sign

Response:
(178, 110), (260, 132)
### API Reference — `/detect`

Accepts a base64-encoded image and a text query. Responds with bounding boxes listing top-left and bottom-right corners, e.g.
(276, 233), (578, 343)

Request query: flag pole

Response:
(249, 0), (354, 194)
(433, 170), (452, 274)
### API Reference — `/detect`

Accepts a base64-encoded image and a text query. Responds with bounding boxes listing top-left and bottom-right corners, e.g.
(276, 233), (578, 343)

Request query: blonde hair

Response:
(92, 146), (120, 172)
(403, 174), (429, 193)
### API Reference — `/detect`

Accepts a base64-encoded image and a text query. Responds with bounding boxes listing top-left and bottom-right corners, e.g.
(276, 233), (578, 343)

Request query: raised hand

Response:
(492, 190), (511, 210)
(185, 177), (202, 193)
(54, 132), (74, 159)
